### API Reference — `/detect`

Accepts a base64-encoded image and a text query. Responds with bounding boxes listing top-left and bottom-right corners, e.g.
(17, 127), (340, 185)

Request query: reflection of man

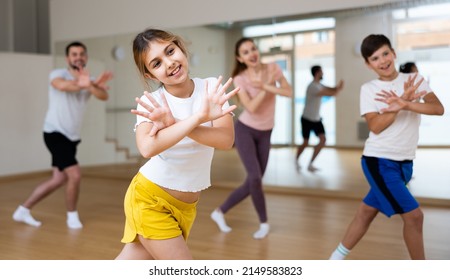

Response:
(295, 65), (344, 172)
(13, 41), (112, 229)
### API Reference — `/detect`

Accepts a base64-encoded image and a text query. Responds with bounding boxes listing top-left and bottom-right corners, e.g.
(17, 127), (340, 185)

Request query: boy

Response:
(329, 34), (444, 260)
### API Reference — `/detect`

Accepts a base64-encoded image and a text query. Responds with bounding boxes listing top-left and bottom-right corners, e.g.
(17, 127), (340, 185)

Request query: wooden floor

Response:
(1, 147), (449, 260)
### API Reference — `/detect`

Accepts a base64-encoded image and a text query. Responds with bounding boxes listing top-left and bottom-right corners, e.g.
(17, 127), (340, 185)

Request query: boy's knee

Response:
(403, 208), (424, 226)
(411, 208), (423, 219)
(357, 204), (378, 222)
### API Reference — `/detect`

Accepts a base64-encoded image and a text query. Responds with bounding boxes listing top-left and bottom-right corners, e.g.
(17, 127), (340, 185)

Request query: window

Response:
(394, 2), (450, 146)
(243, 18), (335, 38)
(313, 31), (329, 43)
(256, 35), (293, 53)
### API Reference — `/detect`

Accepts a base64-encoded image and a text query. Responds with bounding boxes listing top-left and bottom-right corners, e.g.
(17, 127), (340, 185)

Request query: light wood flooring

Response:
(0, 147), (449, 260)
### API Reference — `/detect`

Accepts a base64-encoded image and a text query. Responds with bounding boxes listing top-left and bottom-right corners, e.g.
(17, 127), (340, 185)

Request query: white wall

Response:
(49, 0), (405, 43)
(0, 53), (51, 176)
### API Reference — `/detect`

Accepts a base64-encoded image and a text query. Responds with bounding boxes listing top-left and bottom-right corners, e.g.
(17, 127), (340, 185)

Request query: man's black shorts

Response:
(301, 116), (325, 139)
(44, 132), (81, 171)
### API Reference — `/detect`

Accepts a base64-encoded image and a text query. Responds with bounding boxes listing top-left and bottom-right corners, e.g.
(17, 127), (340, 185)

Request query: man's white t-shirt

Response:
(43, 68), (92, 141)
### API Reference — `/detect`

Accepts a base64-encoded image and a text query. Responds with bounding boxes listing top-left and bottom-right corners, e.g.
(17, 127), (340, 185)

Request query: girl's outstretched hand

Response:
(198, 76), (239, 123)
(131, 91), (176, 136)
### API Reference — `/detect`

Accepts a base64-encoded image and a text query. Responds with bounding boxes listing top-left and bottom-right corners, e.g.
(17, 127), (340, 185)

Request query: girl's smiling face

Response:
(366, 44), (398, 81)
(144, 40), (189, 86)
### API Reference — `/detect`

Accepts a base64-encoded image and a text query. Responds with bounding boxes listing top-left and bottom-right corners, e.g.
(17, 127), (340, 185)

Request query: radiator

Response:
(358, 121), (370, 140)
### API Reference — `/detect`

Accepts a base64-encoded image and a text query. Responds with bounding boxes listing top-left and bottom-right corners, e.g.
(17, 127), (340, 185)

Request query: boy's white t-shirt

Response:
(360, 73), (432, 161)
(135, 77), (230, 192)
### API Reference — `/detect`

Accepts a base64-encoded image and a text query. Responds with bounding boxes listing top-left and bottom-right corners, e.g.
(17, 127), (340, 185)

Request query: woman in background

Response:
(211, 37), (292, 239)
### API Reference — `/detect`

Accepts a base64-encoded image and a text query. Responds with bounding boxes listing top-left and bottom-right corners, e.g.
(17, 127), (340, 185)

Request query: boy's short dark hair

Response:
(360, 34), (392, 62)
(311, 65), (321, 76)
(65, 41), (87, 56)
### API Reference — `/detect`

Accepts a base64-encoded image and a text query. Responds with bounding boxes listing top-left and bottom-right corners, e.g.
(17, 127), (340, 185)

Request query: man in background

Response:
(13, 41), (112, 229)
(295, 65), (344, 172)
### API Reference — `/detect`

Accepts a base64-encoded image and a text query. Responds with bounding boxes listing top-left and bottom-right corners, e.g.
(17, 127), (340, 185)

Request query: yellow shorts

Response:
(121, 172), (198, 243)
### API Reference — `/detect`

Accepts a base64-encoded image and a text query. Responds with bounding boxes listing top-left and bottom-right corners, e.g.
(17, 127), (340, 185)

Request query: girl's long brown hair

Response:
(231, 37), (254, 78)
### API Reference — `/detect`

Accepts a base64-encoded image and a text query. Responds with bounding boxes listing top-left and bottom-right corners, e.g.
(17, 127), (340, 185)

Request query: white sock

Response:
(295, 160), (301, 172)
(253, 223), (270, 239)
(210, 209), (231, 233)
(329, 243), (350, 260)
(67, 211), (83, 229)
(12, 205), (42, 227)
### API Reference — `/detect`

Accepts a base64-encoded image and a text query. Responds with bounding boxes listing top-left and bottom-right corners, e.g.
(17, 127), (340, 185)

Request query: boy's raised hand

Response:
(401, 73), (426, 101)
(376, 90), (408, 113)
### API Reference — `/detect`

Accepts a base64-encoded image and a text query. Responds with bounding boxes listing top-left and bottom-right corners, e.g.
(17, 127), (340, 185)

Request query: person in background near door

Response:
(295, 65), (344, 172)
(211, 37), (292, 239)
(13, 41), (112, 229)
(399, 62), (418, 74)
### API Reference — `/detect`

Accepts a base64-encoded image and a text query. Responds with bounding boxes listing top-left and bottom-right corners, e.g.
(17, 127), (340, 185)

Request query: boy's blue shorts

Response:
(361, 156), (419, 217)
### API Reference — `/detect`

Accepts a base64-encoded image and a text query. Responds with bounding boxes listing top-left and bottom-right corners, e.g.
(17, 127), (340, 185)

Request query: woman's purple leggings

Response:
(219, 120), (272, 223)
